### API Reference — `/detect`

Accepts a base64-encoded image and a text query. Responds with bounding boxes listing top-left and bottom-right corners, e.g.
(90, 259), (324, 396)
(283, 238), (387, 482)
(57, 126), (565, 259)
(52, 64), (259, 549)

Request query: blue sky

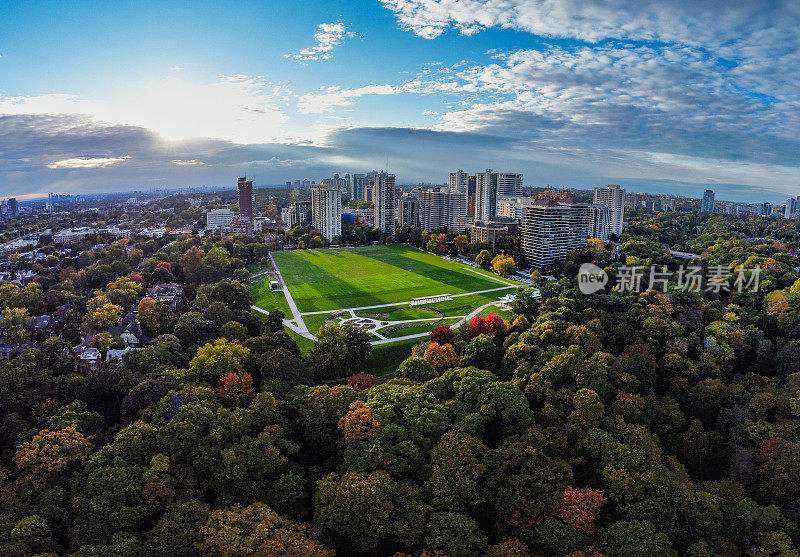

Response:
(0, 0), (798, 202)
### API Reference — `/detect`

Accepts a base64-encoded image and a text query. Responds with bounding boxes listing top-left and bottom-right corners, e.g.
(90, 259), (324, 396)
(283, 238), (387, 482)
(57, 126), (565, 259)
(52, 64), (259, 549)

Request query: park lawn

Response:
(478, 306), (515, 321)
(366, 338), (422, 376)
(303, 313), (337, 337)
(250, 280), (292, 317)
(354, 305), (441, 321)
(270, 244), (506, 312)
(378, 317), (461, 339)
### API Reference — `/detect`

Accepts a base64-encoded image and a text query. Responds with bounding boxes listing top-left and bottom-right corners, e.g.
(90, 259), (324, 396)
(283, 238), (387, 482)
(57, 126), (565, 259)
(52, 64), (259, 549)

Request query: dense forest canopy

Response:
(2, 205), (800, 556)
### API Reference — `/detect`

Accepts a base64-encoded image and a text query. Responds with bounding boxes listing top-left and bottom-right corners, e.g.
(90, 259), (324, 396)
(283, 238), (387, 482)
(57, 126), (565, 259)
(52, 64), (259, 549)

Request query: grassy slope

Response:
(250, 280), (292, 316)
(271, 245), (506, 312)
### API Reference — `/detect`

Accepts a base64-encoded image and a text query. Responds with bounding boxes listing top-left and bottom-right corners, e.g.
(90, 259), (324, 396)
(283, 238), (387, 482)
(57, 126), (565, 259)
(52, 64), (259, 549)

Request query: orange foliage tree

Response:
(218, 372), (255, 404)
(14, 426), (93, 488)
(338, 400), (380, 443)
(554, 486), (608, 535)
(424, 343), (459, 371)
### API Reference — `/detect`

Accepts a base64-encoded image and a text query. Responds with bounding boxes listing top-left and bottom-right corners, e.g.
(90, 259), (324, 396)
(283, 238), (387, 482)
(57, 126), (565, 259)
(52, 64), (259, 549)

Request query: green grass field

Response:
(271, 245), (510, 313)
(379, 317), (461, 339)
(250, 280), (292, 316)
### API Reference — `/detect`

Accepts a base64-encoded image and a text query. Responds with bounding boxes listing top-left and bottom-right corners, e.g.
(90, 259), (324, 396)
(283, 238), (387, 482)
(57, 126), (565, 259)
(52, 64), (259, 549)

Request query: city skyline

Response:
(0, 1), (798, 202)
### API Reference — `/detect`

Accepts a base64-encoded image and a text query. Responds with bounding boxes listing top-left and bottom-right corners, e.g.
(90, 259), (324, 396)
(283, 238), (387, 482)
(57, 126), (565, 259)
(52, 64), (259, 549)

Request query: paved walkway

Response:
(369, 300), (503, 345)
(267, 253), (315, 340)
(462, 267), (518, 286)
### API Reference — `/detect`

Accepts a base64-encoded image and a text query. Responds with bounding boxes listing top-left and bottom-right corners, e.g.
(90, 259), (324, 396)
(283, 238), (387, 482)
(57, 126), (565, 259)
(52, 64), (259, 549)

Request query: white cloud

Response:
(48, 155), (131, 169)
(0, 75), (290, 144)
(172, 159), (206, 166)
(379, 0), (792, 47)
(285, 22), (349, 61)
(297, 84), (399, 113)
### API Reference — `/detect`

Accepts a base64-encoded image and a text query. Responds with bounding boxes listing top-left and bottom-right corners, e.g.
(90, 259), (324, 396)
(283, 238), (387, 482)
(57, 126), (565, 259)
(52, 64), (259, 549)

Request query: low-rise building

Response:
(469, 221), (509, 252)
(77, 348), (102, 373)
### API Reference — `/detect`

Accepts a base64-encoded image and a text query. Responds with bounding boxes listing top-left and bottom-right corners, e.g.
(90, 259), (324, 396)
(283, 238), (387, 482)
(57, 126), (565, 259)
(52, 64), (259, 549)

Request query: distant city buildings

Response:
(702, 189), (715, 212)
(352, 174), (367, 201)
(311, 183), (342, 240)
(625, 193), (677, 212)
(322, 173), (351, 197)
(593, 184), (625, 237)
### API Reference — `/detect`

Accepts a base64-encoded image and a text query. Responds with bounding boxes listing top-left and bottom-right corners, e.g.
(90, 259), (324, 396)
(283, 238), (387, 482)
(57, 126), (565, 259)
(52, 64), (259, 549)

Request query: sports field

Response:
(251, 244), (524, 358)
(271, 244), (508, 313)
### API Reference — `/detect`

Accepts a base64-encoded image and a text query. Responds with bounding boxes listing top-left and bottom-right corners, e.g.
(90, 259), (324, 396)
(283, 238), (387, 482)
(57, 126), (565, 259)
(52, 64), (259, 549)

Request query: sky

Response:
(0, 0), (798, 202)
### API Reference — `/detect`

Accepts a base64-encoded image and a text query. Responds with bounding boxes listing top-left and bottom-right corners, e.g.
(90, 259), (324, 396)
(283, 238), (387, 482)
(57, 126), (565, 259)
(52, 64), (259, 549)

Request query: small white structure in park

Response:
(269, 280), (281, 290)
(411, 294), (452, 306)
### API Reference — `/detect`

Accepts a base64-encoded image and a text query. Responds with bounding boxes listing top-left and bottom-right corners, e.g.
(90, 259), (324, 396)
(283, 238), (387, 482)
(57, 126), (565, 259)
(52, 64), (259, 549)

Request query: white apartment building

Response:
(311, 183), (342, 240)
(593, 184), (625, 236)
(448, 170), (469, 193)
(475, 169), (499, 223)
(419, 189), (468, 232)
(497, 197), (525, 222)
(368, 172), (396, 233)
(498, 173), (523, 197)
(206, 208), (234, 230)
(589, 205), (612, 241)
(397, 195), (420, 227)
(520, 199), (592, 268)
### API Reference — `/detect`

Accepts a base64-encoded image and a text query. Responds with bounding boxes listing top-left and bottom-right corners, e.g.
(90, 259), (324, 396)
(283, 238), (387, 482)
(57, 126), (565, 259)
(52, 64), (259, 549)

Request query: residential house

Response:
(76, 348), (102, 373)
(109, 320), (149, 348)
(146, 282), (184, 310)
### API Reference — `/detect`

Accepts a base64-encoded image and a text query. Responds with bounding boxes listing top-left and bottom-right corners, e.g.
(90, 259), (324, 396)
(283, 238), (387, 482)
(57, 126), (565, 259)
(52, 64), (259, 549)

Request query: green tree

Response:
(426, 430), (488, 512)
(602, 520), (677, 557)
(1, 306), (31, 344)
(187, 338), (251, 383)
(309, 323), (372, 380)
(424, 512), (487, 557)
(454, 234), (470, 253)
(476, 250), (492, 270)
(315, 470), (430, 551)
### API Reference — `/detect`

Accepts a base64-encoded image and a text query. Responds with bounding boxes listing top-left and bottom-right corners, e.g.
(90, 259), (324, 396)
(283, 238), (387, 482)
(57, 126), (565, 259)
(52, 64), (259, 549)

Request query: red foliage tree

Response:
(468, 316), (487, 338)
(430, 325), (453, 345)
(348, 372), (377, 390)
(554, 486), (608, 535)
(131, 273), (145, 285)
(218, 372), (255, 403)
(156, 261), (172, 271)
(436, 233), (448, 255)
(621, 344), (657, 368)
(485, 314), (506, 335)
